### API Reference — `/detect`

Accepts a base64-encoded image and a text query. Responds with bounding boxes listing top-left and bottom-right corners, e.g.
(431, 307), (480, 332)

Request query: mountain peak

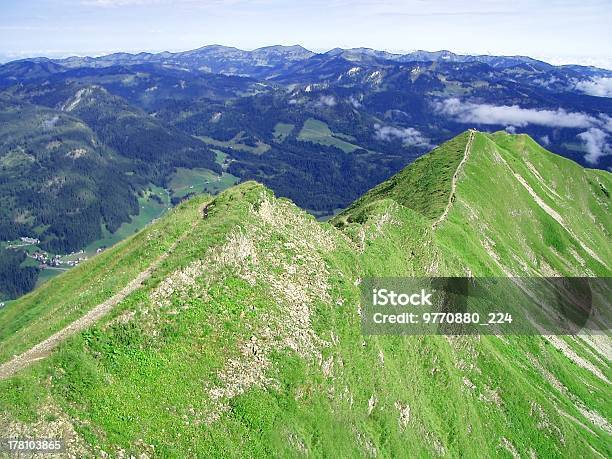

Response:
(335, 128), (611, 276)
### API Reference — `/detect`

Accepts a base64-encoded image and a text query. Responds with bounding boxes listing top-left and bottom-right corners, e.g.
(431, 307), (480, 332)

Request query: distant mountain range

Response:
(16, 44), (608, 75)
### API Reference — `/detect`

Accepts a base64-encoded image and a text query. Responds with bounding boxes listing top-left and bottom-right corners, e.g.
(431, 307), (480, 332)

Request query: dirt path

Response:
(0, 207), (205, 381)
(432, 129), (475, 229)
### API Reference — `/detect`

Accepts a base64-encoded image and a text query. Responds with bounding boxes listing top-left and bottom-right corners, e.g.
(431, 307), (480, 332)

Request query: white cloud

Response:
(348, 95), (362, 108)
(574, 77), (612, 97)
(505, 125), (517, 134)
(434, 98), (599, 129)
(600, 114), (612, 133)
(317, 95), (337, 107)
(532, 76), (560, 89)
(539, 135), (550, 146)
(577, 128), (611, 164)
(435, 98), (612, 164)
(374, 124), (431, 148)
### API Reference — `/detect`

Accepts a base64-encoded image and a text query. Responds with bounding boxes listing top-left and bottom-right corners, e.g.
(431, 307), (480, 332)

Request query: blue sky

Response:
(1, 0), (611, 68)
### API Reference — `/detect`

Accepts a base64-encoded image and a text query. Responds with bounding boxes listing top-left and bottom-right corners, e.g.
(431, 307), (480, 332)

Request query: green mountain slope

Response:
(0, 131), (610, 458)
(59, 85), (220, 180)
(0, 85), (229, 300)
(0, 95), (139, 252)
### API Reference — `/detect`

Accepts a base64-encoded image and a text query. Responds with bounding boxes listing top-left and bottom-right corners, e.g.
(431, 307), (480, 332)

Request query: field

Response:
(198, 132), (271, 155)
(297, 118), (360, 153)
(272, 122), (295, 142)
(168, 168), (239, 199)
(213, 149), (230, 168)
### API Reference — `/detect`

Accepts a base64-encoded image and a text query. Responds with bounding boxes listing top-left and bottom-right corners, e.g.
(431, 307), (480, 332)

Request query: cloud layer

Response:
(574, 77), (612, 98)
(374, 124), (431, 148)
(434, 98), (612, 164)
(434, 98), (598, 129)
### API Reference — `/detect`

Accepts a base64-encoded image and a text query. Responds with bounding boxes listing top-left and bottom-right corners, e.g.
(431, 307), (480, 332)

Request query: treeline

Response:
(0, 248), (39, 299)
(0, 153), (140, 252)
(227, 139), (409, 212)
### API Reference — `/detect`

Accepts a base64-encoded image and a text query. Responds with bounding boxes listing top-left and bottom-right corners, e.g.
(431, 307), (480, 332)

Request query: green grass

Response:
(297, 118), (361, 153)
(34, 267), (66, 287)
(84, 185), (170, 254)
(433, 131), (612, 277)
(213, 149), (229, 167)
(168, 168), (238, 199)
(334, 131), (469, 225)
(0, 133), (610, 458)
(198, 132), (271, 155)
(272, 122), (295, 142)
(0, 196), (208, 364)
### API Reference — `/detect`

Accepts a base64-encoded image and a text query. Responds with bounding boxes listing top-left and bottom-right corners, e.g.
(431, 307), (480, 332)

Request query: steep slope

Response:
(336, 130), (611, 276)
(58, 85), (220, 178)
(0, 132), (610, 458)
(0, 95), (138, 252)
(434, 131), (611, 277)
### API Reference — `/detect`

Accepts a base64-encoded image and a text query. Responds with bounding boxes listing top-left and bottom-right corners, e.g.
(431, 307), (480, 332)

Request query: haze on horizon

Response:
(0, 0), (611, 69)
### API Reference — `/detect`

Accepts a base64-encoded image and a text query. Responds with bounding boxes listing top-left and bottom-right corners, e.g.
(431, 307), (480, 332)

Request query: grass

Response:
(84, 185), (170, 254)
(198, 132), (271, 155)
(168, 168), (239, 199)
(297, 118), (361, 153)
(334, 131), (469, 224)
(0, 133), (610, 457)
(0, 196), (208, 363)
(213, 149), (229, 167)
(2, 186), (172, 291)
(433, 131), (612, 277)
(272, 122), (295, 142)
(34, 267), (66, 287)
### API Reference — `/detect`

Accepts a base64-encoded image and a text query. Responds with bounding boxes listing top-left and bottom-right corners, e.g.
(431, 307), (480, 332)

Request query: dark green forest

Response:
(0, 248), (39, 299)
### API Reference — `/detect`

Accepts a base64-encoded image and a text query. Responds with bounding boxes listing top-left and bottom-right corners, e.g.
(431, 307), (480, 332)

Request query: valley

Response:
(1, 45), (610, 292)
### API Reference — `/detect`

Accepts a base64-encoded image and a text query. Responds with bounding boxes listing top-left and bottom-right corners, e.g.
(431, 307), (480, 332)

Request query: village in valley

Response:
(4, 236), (106, 271)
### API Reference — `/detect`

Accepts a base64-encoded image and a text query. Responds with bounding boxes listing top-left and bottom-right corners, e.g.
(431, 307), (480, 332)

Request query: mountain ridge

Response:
(0, 130), (610, 457)
(7, 44), (610, 74)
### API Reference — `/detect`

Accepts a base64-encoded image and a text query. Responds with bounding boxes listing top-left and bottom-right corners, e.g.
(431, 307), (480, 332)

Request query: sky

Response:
(0, 0), (611, 68)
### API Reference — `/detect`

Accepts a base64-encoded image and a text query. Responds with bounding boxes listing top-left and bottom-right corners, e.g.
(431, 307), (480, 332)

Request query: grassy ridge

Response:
(334, 131), (469, 224)
(0, 133), (610, 457)
(0, 196), (208, 363)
